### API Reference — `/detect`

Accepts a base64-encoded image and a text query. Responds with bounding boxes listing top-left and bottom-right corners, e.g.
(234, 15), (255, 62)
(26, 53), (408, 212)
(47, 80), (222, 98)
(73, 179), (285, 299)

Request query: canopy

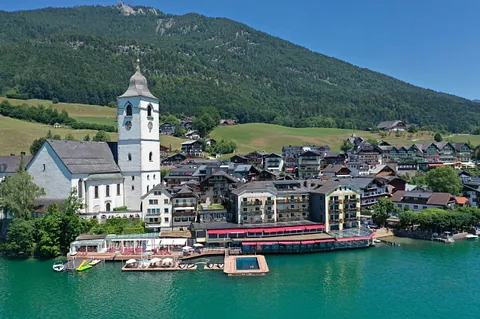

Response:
(160, 238), (174, 245)
(150, 258), (161, 263)
(258, 242), (278, 245)
(304, 225), (325, 230)
(193, 243), (203, 248)
(125, 259), (137, 264)
(247, 228), (264, 233)
(173, 238), (187, 246)
(242, 242), (257, 246)
(301, 240), (315, 244)
(263, 227), (285, 233)
(162, 258), (173, 264)
(285, 227), (305, 232)
(182, 246), (193, 250)
(279, 241), (301, 245)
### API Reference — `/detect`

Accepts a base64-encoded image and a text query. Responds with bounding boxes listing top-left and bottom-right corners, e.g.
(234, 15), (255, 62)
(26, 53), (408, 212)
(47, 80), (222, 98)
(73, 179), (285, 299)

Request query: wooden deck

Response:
(122, 264), (198, 272)
(224, 255), (269, 276)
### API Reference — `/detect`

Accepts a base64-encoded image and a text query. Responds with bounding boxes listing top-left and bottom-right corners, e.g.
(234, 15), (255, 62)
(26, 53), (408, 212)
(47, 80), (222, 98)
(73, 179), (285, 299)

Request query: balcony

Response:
(276, 199), (290, 204)
(265, 200), (274, 205)
(173, 203), (196, 208)
(344, 217), (360, 222)
(329, 199), (343, 205)
(241, 201), (262, 206)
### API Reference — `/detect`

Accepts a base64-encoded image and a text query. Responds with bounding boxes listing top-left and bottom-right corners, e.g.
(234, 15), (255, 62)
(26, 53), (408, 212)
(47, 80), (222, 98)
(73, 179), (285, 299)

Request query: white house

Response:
(141, 185), (173, 230)
(264, 153), (284, 171)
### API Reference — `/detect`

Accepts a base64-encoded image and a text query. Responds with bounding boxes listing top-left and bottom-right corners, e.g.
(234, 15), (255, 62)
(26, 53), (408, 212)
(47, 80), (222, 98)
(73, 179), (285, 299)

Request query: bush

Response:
(113, 206), (128, 211)
(52, 98), (59, 104)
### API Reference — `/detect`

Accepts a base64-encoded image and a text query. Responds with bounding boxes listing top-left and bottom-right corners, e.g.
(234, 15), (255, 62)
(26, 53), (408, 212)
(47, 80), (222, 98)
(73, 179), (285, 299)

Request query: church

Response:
(26, 60), (161, 220)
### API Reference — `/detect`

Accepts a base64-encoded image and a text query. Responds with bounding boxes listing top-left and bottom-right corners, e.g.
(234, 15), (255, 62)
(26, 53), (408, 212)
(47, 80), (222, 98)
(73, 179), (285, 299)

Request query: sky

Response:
(2, 0), (480, 100)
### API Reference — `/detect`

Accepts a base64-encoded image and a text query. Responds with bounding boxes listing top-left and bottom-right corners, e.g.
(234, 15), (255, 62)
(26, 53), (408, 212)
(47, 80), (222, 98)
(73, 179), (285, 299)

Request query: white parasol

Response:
(193, 243), (203, 248)
(125, 259), (137, 264)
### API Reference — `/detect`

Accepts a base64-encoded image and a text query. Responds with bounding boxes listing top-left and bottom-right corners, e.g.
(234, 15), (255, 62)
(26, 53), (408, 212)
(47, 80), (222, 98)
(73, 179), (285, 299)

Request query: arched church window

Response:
(106, 203), (111, 211)
(149, 152), (153, 162)
(77, 179), (83, 198)
(147, 104), (153, 117)
(126, 104), (133, 116)
(147, 175), (150, 180)
(128, 153), (132, 161)
(153, 174), (156, 180)
(147, 185), (150, 192)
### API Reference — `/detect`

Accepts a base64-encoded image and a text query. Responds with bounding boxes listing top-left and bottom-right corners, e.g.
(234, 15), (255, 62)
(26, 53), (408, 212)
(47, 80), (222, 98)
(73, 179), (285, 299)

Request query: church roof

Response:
(47, 140), (120, 174)
(118, 59), (157, 100)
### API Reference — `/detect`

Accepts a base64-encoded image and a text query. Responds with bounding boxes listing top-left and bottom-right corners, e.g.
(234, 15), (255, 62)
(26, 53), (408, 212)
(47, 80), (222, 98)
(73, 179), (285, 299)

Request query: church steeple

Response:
(118, 59), (157, 100)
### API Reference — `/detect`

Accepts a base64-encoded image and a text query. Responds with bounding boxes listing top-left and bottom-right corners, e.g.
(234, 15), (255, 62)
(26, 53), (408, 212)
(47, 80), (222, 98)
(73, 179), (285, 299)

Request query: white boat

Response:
(53, 262), (65, 272)
(373, 239), (381, 244)
(466, 234), (478, 239)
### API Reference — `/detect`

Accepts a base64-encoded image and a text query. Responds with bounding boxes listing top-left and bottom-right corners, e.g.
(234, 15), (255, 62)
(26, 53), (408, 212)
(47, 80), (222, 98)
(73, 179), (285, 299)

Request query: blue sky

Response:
(2, 0), (480, 99)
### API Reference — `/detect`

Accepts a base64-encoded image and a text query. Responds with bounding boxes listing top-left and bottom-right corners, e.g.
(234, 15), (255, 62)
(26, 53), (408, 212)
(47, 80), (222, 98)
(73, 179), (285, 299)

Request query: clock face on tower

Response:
(148, 121), (153, 132)
(125, 121), (132, 130)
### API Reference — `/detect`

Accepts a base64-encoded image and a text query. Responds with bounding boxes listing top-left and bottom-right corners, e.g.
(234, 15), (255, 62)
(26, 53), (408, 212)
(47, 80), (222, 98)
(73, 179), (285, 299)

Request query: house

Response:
(161, 153), (186, 165)
(345, 162), (369, 176)
(26, 140), (126, 217)
(309, 181), (361, 231)
(159, 145), (170, 157)
(205, 138), (216, 146)
(339, 177), (390, 209)
(462, 176), (480, 207)
(181, 117), (193, 130)
(200, 170), (238, 205)
(185, 130), (200, 140)
(141, 185), (173, 230)
(297, 150), (323, 179)
(245, 151), (267, 167)
(282, 145), (330, 172)
(347, 133), (365, 146)
(350, 142), (383, 165)
(230, 154), (249, 164)
(219, 119), (237, 126)
(390, 191), (456, 211)
(324, 152), (346, 165)
(53, 122), (62, 128)
(455, 197), (471, 207)
(377, 120), (406, 131)
(159, 123), (175, 135)
(181, 140), (203, 157)
(321, 165), (351, 178)
(233, 164), (261, 182)
(170, 185), (198, 229)
(0, 154), (33, 182)
(163, 166), (199, 187)
(264, 153), (284, 171)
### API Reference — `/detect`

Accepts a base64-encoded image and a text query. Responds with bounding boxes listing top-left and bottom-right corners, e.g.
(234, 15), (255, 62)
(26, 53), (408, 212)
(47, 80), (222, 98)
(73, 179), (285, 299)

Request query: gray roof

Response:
(118, 61), (157, 100)
(0, 155), (33, 174)
(47, 140), (120, 174)
(377, 120), (404, 129)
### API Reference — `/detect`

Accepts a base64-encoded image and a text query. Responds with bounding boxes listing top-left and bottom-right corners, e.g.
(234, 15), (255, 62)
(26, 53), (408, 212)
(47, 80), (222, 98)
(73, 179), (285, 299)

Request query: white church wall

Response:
(84, 180), (125, 213)
(27, 143), (72, 200)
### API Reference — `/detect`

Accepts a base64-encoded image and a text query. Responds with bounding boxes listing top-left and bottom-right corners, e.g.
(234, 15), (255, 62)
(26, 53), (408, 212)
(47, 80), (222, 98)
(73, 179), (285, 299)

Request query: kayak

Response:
(76, 260), (92, 272)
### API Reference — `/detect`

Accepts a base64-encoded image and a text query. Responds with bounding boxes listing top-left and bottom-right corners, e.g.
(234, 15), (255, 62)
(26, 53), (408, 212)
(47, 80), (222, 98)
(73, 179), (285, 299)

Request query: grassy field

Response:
(0, 97), (117, 125)
(210, 123), (480, 154)
(0, 116), (117, 155)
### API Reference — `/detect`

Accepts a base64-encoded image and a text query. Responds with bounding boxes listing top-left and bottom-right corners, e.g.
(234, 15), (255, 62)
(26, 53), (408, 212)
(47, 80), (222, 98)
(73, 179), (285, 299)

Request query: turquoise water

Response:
(236, 257), (260, 270)
(1, 239), (480, 318)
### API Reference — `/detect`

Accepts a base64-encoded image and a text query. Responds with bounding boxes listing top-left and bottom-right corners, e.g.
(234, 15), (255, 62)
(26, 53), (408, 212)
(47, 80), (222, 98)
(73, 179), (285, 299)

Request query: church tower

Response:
(117, 59), (161, 211)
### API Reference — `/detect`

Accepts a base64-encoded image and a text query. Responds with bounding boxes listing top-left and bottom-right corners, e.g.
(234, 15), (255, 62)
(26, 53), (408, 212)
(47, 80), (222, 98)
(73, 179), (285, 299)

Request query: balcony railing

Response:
(173, 203), (196, 208)
(265, 200), (274, 205)
(329, 199), (343, 205)
(241, 201), (262, 206)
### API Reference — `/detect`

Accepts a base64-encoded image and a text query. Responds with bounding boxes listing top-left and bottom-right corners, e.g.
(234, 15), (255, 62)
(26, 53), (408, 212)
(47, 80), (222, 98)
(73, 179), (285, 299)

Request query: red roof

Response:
(279, 241), (301, 245)
(242, 242), (257, 246)
(207, 229), (230, 235)
(247, 228), (264, 233)
(304, 225), (325, 230)
(257, 242), (278, 245)
(455, 197), (469, 205)
(263, 227), (285, 233)
(301, 240), (315, 244)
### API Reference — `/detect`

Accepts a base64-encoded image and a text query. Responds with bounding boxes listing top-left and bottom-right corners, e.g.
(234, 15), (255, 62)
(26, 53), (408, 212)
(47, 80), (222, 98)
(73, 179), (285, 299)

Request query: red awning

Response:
(301, 240), (315, 244)
(279, 241), (301, 245)
(263, 227), (285, 233)
(229, 230), (246, 234)
(247, 228), (264, 233)
(242, 242), (257, 246)
(258, 242), (278, 245)
(284, 227), (305, 231)
(304, 225), (325, 230)
(208, 229), (230, 235)
(314, 239), (335, 243)
(370, 233), (376, 238)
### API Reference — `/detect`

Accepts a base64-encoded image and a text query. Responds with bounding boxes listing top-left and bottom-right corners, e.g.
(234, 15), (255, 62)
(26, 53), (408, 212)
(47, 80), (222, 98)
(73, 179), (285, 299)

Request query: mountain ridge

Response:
(0, 3), (478, 133)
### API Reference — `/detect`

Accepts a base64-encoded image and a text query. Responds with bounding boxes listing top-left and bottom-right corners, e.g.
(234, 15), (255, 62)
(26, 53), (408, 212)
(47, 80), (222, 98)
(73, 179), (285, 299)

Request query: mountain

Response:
(0, 2), (478, 133)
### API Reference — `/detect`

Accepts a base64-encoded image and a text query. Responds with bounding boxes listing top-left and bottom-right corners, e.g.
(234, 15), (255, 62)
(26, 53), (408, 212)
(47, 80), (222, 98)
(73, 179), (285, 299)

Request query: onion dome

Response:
(118, 59), (157, 100)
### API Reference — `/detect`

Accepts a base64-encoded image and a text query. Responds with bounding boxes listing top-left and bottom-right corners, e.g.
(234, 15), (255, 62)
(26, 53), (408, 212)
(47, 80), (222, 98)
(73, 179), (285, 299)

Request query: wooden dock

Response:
(122, 265), (198, 272)
(224, 255), (269, 276)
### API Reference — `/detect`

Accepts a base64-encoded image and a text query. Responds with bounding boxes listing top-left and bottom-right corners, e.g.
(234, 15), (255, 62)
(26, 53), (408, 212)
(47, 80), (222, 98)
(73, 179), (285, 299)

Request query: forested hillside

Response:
(0, 3), (479, 132)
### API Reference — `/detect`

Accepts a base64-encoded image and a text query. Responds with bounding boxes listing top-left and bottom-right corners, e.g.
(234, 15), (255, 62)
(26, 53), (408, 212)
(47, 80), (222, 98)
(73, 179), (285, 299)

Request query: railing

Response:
(173, 203), (196, 208)
(241, 201), (262, 206)
(265, 200), (274, 205)
(329, 200), (343, 205)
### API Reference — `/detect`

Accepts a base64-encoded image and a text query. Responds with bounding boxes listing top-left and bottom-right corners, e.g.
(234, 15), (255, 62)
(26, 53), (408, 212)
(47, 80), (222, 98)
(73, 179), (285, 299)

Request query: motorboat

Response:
(53, 262), (65, 272)
(88, 259), (101, 266)
(466, 234), (478, 240)
(76, 260), (92, 272)
(373, 239), (381, 244)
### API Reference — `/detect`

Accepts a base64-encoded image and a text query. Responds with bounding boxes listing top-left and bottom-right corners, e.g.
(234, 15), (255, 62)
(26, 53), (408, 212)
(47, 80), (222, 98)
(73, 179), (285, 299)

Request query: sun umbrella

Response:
(150, 258), (161, 263)
(162, 258), (173, 265)
(182, 246), (193, 250)
(125, 259), (137, 264)
(193, 243), (203, 248)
